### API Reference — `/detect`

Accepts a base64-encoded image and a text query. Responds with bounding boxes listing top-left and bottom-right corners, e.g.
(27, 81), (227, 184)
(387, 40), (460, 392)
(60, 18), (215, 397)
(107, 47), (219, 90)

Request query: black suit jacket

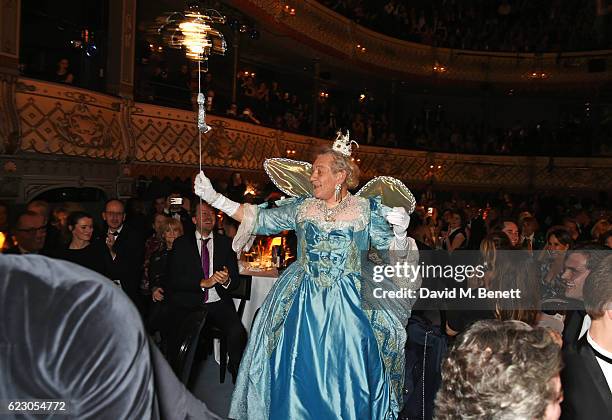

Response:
(164, 208), (195, 236)
(167, 232), (240, 310)
(561, 336), (612, 419)
(562, 306), (587, 351)
(96, 225), (145, 298)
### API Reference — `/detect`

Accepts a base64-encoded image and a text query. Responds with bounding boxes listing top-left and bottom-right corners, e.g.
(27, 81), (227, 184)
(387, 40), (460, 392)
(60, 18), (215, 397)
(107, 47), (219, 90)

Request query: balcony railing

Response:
(231, 0), (611, 85)
(2, 78), (609, 193)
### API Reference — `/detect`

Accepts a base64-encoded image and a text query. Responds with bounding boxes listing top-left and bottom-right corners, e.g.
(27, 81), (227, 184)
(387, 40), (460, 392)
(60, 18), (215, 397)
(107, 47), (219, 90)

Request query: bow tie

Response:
(110, 231), (119, 237)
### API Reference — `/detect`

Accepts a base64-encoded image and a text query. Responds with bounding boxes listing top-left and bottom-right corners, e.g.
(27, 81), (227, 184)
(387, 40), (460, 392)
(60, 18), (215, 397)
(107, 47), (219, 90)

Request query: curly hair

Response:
(434, 320), (561, 420)
(316, 147), (360, 189)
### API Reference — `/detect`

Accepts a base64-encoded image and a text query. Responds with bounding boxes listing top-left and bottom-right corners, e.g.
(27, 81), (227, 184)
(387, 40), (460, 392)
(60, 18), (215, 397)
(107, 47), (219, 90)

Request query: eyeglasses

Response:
(104, 211), (125, 217)
(16, 225), (48, 234)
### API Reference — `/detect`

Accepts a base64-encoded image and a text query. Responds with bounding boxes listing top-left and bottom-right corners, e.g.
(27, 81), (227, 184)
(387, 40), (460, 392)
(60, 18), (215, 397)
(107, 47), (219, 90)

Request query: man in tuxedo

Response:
(519, 216), (545, 252)
(166, 201), (246, 378)
(100, 199), (145, 312)
(561, 254), (612, 419)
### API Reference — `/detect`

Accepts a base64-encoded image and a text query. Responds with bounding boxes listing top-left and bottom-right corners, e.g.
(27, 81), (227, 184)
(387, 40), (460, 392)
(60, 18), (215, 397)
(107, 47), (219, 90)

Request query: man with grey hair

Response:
(435, 320), (563, 420)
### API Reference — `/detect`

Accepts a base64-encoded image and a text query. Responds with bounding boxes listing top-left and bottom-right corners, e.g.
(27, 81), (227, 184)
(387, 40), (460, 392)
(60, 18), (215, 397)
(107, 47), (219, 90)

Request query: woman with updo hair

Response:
(194, 133), (418, 419)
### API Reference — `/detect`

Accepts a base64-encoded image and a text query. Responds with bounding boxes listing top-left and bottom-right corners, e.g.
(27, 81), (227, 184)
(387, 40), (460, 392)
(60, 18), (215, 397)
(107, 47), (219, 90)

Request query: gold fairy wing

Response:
(356, 176), (416, 214)
(264, 158), (313, 198)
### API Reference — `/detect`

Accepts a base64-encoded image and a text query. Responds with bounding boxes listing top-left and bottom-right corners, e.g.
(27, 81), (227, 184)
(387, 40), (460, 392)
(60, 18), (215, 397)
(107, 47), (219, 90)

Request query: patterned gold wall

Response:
(5, 78), (612, 195)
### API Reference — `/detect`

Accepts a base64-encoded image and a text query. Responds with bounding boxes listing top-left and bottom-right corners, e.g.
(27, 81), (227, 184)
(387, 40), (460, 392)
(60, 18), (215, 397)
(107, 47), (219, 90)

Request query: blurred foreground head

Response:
(0, 256), (219, 419)
(435, 319), (562, 420)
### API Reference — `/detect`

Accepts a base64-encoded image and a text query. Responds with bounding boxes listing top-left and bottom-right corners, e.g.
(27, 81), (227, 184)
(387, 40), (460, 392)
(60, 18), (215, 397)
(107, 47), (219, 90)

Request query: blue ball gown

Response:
(229, 195), (418, 419)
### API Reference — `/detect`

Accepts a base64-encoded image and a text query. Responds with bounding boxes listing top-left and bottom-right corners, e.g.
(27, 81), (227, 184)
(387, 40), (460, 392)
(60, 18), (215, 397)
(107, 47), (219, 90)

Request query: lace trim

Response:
(296, 196), (369, 233)
(232, 203), (258, 254)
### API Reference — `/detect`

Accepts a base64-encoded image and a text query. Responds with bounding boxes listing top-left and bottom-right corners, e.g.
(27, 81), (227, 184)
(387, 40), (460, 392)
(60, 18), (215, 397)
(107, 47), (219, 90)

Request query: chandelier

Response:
(158, 4), (226, 65)
(157, 3), (227, 134)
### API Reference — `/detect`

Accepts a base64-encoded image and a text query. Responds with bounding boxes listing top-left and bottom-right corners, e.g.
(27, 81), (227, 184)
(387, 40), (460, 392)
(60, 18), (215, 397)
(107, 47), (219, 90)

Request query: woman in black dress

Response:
(441, 209), (467, 252)
(58, 211), (107, 275)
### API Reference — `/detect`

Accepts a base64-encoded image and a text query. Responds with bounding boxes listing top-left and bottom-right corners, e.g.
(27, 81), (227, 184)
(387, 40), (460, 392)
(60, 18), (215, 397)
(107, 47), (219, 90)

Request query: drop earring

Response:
(335, 184), (342, 202)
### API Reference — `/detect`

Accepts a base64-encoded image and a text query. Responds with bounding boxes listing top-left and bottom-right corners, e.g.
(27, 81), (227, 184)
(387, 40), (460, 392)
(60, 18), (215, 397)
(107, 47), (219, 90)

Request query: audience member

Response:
(5, 211), (48, 255)
(51, 206), (71, 246)
(520, 216), (544, 251)
(53, 57), (74, 84)
(98, 199), (146, 312)
(559, 244), (608, 348)
(226, 172), (246, 203)
(166, 202), (246, 379)
(57, 211), (107, 275)
(446, 245), (538, 337)
(164, 192), (194, 234)
(600, 230), (612, 249)
(440, 209), (467, 252)
(495, 219), (520, 248)
(152, 196), (166, 216)
(26, 199), (62, 254)
(540, 226), (573, 299)
(142, 213), (170, 296)
(560, 254), (612, 419)
(147, 218), (184, 341)
(435, 319), (563, 420)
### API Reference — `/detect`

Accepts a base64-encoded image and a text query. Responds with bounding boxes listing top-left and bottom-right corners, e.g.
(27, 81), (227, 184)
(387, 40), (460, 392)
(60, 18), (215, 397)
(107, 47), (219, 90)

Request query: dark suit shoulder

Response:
(173, 234), (196, 250)
(214, 234), (233, 250)
(561, 339), (612, 419)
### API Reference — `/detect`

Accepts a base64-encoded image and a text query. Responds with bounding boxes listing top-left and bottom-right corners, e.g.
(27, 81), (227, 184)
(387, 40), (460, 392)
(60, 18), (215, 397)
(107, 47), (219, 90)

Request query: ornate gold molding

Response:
(8, 78), (612, 192)
(231, 0), (611, 85)
(15, 79), (125, 159)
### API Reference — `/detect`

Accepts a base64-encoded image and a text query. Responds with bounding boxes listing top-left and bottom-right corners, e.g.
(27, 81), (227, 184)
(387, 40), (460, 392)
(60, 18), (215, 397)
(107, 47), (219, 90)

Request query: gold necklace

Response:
(317, 194), (352, 222)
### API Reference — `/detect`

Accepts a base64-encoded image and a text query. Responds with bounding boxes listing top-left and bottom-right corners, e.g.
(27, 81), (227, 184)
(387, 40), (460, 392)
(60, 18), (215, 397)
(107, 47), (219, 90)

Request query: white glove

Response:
(194, 171), (240, 216)
(194, 171), (219, 203)
(386, 207), (410, 239)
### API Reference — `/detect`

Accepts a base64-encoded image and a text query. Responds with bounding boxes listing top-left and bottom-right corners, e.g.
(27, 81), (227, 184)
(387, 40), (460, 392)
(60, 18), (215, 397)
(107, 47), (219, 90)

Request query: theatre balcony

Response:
(0, 0), (611, 203)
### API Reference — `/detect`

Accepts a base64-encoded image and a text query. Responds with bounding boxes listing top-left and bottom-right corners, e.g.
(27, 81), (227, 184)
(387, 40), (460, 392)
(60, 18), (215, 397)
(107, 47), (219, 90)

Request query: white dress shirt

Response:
(195, 231), (230, 304)
(107, 224), (124, 261)
(108, 224), (124, 236)
(587, 331), (612, 394)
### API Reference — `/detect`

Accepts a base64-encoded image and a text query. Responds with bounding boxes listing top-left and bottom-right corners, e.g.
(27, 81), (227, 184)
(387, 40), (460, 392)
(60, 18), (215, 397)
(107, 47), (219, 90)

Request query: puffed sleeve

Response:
(368, 196), (394, 250)
(232, 197), (305, 253)
(366, 196), (420, 325)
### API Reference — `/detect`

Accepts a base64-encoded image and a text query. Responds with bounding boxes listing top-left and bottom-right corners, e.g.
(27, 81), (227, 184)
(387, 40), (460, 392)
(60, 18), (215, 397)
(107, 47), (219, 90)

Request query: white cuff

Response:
(232, 203), (258, 254)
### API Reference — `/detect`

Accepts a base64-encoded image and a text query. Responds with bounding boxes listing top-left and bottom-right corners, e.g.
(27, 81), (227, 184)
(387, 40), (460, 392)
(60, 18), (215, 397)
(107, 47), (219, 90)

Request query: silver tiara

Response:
(332, 130), (359, 157)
